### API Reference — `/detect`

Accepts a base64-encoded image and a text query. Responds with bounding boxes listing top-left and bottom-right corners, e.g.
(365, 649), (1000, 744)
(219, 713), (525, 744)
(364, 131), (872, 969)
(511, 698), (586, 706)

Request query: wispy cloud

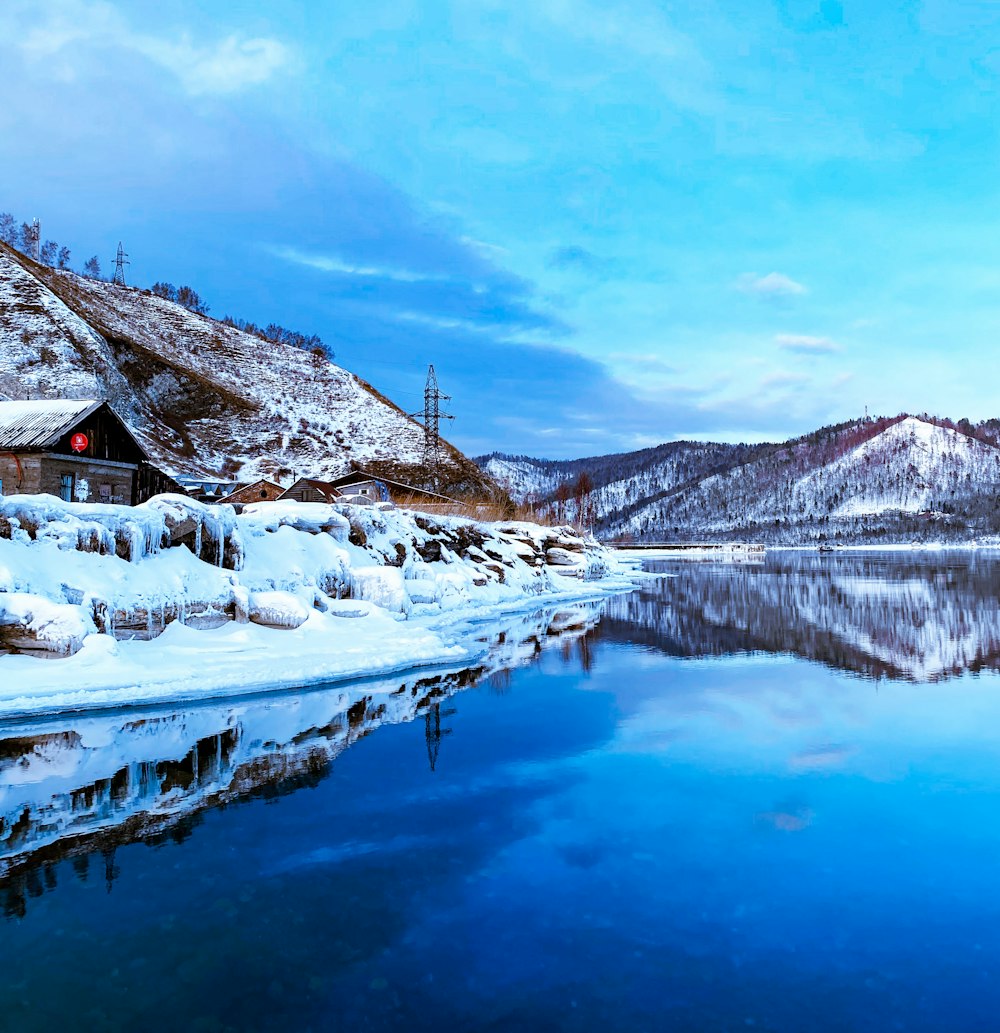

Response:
(13, 0), (290, 95)
(776, 333), (840, 354)
(273, 246), (436, 283)
(737, 272), (808, 298)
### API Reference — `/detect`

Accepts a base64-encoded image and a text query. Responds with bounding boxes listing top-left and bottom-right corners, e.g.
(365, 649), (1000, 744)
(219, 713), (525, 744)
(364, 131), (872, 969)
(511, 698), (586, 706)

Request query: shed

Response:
(217, 479), (284, 507)
(327, 469), (458, 507)
(278, 478), (345, 504)
(0, 399), (151, 505)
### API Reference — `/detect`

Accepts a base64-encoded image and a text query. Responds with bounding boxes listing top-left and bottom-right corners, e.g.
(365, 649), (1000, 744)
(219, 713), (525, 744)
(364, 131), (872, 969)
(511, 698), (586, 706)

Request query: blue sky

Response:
(3, 1), (1000, 458)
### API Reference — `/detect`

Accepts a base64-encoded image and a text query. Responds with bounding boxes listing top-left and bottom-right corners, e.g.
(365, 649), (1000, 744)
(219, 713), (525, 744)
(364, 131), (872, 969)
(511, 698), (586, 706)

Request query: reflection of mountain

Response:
(601, 553), (1000, 682)
(0, 603), (601, 917)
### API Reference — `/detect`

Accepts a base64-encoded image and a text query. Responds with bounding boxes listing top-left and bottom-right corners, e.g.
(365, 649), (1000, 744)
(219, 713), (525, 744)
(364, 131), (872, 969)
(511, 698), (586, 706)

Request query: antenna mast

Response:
(411, 364), (453, 487)
(112, 242), (130, 286)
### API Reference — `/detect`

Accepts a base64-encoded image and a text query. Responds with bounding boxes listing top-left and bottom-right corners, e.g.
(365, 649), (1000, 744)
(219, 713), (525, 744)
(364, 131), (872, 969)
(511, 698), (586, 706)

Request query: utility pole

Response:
(411, 364), (453, 488)
(112, 242), (130, 286)
(31, 219), (40, 262)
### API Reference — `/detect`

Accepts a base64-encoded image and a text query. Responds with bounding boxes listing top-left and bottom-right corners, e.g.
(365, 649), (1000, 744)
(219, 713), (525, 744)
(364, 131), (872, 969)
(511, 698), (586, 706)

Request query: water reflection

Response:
(0, 602), (601, 917)
(606, 550), (1000, 681)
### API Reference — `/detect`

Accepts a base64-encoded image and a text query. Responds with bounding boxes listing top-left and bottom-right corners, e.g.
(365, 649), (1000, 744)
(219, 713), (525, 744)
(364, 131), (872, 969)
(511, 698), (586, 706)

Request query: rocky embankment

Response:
(0, 494), (617, 660)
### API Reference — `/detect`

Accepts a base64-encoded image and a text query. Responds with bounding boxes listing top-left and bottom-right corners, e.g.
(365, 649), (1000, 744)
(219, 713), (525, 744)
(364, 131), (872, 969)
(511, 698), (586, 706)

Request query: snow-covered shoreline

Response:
(0, 495), (637, 719)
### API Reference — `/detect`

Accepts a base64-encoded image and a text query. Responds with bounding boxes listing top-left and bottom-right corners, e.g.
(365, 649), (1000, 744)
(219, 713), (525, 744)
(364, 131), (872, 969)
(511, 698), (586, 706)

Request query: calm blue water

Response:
(5, 552), (1000, 1031)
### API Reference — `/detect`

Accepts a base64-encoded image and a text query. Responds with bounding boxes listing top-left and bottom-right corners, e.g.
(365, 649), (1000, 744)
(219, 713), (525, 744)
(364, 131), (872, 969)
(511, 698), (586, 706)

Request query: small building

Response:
(278, 478), (345, 504)
(327, 469), (458, 508)
(216, 479), (284, 507)
(0, 399), (151, 505)
(174, 476), (244, 503)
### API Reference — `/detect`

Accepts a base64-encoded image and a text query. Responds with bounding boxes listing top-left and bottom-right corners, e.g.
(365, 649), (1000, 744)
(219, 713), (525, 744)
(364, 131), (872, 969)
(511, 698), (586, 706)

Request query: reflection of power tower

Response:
(424, 702), (455, 771)
(102, 845), (120, 893)
(411, 365), (453, 487)
(112, 242), (130, 286)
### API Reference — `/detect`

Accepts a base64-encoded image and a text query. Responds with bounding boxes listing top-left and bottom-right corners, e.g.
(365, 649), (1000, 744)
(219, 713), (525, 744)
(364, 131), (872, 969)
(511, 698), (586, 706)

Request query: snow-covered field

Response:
(0, 495), (636, 718)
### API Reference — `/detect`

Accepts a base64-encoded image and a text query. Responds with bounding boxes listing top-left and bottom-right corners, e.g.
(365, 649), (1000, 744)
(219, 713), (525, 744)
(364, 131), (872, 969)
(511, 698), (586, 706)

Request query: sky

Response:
(3, 1), (1000, 459)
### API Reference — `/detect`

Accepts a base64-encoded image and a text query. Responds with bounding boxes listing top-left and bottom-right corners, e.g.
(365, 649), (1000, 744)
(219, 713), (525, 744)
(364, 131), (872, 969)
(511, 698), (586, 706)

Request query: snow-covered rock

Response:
(0, 493), (633, 716)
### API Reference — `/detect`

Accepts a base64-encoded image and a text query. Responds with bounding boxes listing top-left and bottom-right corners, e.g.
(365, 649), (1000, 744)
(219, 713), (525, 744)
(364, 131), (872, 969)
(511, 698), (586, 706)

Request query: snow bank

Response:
(0, 495), (634, 716)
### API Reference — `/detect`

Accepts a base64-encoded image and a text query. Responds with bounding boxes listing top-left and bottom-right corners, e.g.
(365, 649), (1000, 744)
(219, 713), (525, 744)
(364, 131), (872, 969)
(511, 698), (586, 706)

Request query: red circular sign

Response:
(70, 433), (89, 453)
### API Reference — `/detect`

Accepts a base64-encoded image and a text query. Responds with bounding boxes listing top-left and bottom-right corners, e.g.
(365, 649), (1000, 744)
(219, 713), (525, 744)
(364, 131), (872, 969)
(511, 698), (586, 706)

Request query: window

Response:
(59, 473), (74, 502)
(99, 484), (112, 500)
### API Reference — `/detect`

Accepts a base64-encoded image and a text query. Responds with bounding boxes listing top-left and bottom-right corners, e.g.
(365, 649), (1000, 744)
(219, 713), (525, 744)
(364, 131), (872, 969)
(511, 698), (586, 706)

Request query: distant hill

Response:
(0, 242), (496, 497)
(479, 415), (1000, 543)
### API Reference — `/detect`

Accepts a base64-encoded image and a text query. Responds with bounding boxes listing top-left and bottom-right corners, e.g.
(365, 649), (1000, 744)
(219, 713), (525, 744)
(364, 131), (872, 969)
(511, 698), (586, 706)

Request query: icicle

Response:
(146, 606), (154, 639)
(194, 519), (203, 562)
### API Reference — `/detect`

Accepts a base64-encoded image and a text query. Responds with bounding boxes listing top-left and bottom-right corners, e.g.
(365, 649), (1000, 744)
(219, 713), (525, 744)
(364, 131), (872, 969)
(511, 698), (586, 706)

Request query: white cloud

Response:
(775, 333), (841, 354)
(272, 246), (433, 283)
(737, 272), (808, 298)
(12, 0), (290, 95)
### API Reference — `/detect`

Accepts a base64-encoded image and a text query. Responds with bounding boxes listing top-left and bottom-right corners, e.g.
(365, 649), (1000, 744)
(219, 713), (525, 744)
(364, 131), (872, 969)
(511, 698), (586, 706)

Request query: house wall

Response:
(222, 481), (284, 506)
(0, 454), (136, 504)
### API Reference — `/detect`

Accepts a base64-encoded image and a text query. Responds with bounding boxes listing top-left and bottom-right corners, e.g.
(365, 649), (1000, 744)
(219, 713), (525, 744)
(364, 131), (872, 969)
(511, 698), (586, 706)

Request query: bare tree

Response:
(83, 255), (101, 279)
(40, 240), (57, 266)
(0, 213), (16, 247)
(57, 246), (71, 270)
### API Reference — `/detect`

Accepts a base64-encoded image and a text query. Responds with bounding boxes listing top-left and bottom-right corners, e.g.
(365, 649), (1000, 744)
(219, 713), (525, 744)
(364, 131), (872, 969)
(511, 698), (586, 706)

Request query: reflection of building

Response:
(0, 602), (603, 918)
(0, 399), (170, 504)
(601, 553), (1000, 682)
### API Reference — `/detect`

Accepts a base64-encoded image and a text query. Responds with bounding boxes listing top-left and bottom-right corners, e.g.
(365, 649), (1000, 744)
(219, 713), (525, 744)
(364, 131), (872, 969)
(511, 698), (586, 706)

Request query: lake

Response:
(4, 550), (1000, 1031)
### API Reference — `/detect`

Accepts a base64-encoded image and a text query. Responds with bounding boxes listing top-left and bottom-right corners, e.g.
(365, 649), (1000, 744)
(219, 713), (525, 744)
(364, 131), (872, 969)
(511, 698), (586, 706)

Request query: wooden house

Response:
(0, 399), (154, 505)
(327, 469), (458, 508)
(278, 477), (345, 504)
(216, 479), (284, 508)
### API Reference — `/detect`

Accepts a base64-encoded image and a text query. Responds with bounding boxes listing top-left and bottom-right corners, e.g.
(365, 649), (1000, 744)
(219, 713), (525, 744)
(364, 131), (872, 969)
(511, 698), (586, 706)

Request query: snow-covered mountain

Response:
(0, 242), (494, 496)
(481, 415), (1000, 542)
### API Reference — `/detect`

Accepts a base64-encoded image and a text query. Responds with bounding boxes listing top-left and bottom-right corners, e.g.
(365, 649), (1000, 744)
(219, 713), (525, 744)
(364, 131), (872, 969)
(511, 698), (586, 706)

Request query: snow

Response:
(0, 495), (636, 718)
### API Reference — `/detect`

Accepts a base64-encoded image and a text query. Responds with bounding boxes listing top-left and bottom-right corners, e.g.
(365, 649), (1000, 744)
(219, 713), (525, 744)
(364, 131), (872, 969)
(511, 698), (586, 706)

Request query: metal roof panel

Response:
(0, 399), (102, 450)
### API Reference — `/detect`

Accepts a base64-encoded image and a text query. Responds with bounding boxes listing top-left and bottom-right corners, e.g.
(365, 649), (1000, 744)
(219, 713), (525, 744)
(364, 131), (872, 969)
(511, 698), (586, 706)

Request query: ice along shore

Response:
(0, 494), (636, 718)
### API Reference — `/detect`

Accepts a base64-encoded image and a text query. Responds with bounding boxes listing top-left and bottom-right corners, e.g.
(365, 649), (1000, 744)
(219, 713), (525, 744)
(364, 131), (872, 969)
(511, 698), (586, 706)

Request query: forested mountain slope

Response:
(481, 415), (1000, 543)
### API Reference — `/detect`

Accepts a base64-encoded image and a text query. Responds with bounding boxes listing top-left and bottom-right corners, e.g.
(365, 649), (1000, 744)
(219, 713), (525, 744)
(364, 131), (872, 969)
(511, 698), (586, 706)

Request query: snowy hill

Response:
(0, 243), (494, 496)
(482, 416), (1000, 543)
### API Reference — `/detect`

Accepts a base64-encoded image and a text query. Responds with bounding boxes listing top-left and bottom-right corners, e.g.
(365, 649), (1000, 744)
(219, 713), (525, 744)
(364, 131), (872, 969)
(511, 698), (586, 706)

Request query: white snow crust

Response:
(0, 495), (634, 717)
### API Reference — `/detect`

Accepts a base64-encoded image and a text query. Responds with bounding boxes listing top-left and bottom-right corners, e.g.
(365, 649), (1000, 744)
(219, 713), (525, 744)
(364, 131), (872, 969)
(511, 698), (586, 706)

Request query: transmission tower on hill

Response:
(411, 364), (453, 487)
(112, 242), (130, 286)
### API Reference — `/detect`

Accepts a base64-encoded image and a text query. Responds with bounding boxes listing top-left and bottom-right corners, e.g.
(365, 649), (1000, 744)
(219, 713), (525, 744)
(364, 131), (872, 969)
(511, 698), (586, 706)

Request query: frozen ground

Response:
(0, 495), (637, 718)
